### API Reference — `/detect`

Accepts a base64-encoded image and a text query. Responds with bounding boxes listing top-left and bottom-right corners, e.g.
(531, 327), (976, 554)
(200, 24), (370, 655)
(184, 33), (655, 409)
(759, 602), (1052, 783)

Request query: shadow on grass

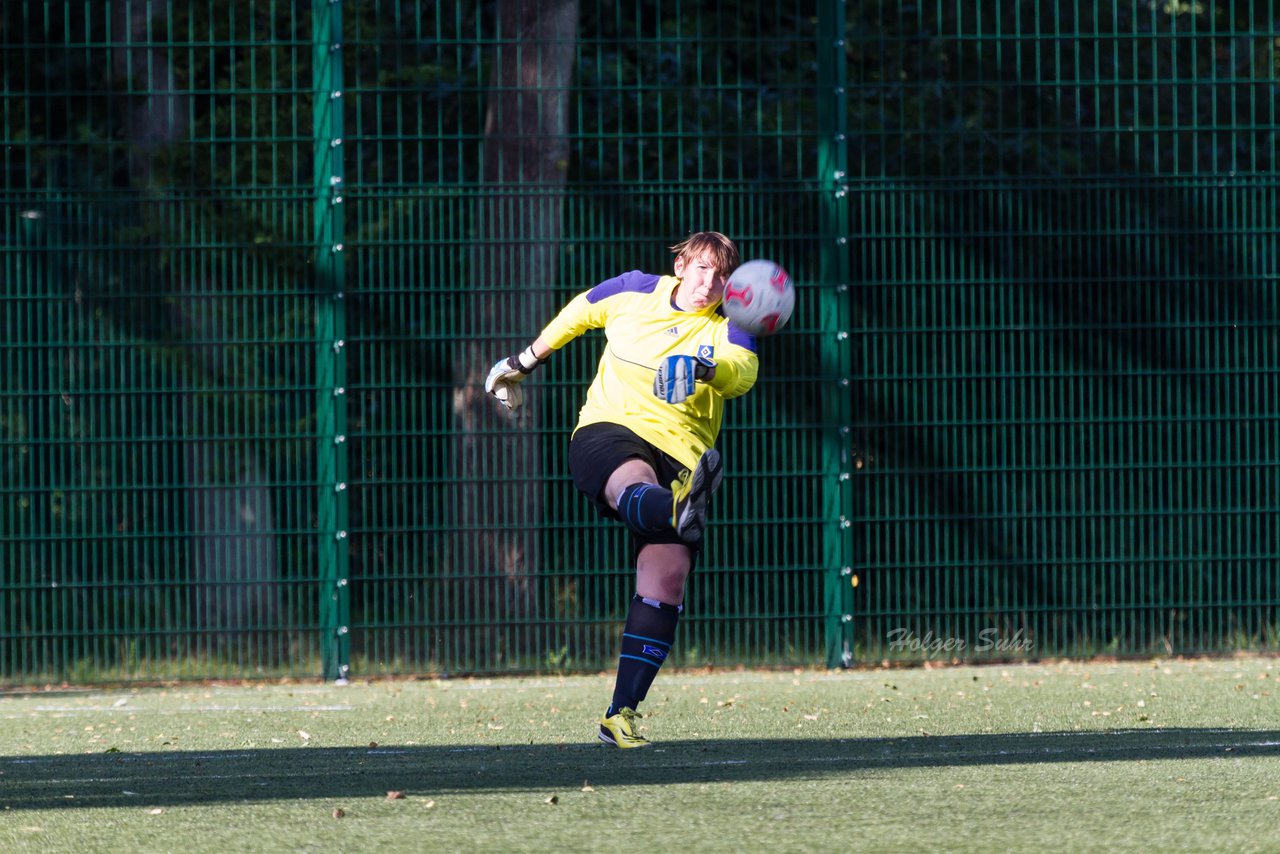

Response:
(3, 728), (1278, 810)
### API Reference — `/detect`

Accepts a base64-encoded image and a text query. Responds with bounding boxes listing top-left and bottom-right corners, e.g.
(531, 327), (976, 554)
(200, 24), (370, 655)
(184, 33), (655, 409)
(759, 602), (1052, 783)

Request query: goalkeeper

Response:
(485, 231), (759, 748)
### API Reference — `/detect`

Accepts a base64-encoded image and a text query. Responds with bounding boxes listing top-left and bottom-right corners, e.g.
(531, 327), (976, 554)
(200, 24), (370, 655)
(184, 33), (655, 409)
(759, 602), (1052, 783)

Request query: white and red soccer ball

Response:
(722, 259), (795, 337)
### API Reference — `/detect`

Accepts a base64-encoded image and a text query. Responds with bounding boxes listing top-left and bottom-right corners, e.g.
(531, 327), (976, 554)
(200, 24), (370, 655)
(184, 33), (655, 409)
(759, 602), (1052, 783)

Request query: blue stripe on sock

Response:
(623, 632), (671, 648)
(619, 653), (663, 669)
(622, 487), (635, 527)
(623, 486), (637, 526)
(624, 484), (652, 530)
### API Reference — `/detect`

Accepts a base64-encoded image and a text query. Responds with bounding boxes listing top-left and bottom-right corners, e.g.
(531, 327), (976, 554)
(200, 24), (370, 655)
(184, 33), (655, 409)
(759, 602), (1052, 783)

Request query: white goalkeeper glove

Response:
(652, 354), (715, 404)
(484, 346), (545, 411)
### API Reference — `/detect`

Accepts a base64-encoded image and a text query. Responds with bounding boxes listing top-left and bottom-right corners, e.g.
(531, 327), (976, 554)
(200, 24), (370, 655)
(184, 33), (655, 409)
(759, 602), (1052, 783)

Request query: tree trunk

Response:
(449, 0), (579, 667)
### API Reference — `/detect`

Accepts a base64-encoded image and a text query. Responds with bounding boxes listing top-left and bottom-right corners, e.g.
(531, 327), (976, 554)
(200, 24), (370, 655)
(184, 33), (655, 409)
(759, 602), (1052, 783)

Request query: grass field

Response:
(3, 657), (1279, 853)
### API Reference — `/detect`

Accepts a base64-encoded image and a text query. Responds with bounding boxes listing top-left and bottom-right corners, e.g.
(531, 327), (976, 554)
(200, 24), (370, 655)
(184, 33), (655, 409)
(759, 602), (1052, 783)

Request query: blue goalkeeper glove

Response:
(652, 354), (715, 404)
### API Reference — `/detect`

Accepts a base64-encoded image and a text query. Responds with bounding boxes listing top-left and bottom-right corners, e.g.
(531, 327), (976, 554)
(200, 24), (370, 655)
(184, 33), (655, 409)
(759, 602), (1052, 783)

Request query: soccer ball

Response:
(722, 259), (795, 337)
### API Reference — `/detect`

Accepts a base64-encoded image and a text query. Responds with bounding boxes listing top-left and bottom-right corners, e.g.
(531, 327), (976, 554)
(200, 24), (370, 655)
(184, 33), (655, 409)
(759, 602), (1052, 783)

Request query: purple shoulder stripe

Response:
(585, 270), (661, 304)
(727, 321), (758, 354)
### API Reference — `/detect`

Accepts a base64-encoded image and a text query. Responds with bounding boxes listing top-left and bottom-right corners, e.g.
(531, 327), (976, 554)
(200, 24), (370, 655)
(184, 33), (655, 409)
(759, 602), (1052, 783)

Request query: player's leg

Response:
(599, 543), (693, 748)
(616, 543), (692, 704)
(617, 544), (693, 700)
(604, 458), (676, 537)
(575, 422), (722, 545)
(597, 461), (683, 748)
(566, 425), (718, 747)
(609, 449), (723, 543)
(568, 425), (676, 539)
(634, 542), (692, 604)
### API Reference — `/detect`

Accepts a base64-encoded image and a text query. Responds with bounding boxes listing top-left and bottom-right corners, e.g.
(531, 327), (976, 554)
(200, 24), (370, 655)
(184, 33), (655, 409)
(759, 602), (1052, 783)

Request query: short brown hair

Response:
(670, 231), (740, 277)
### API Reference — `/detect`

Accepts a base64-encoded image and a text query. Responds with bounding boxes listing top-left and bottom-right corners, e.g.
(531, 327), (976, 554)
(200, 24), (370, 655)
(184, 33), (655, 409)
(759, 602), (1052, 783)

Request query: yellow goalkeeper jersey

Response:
(540, 270), (759, 471)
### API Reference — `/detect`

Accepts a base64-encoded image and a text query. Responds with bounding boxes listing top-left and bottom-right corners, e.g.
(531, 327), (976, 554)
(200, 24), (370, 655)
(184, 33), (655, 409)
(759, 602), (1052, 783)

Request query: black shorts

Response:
(568, 422), (701, 563)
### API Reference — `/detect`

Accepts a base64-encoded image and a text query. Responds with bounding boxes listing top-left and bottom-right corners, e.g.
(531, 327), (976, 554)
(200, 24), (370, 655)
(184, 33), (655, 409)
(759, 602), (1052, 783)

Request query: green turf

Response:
(2, 658), (1279, 852)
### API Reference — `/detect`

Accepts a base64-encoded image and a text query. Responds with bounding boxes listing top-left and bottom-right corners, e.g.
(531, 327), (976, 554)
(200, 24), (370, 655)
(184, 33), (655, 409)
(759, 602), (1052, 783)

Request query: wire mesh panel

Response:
(1, 2), (327, 680)
(341, 1), (829, 675)
(847, 1), (1280, 661)
(1, 1), (1277, 684)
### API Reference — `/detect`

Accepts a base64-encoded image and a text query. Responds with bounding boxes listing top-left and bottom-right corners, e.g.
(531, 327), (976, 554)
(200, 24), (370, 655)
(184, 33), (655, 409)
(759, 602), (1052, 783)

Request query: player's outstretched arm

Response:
(485, 338), (553, 411)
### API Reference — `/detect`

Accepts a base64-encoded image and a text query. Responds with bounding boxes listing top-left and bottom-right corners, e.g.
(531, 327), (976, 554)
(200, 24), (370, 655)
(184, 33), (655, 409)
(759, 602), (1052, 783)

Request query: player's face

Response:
(674, 251), (726, 309)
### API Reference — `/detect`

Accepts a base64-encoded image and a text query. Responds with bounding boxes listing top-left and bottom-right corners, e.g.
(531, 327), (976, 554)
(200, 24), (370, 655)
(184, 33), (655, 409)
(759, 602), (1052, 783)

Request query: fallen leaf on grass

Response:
(386, 791), (405, 800)
(332, 808), (346, 819)
(148, 808), (164, 815)
(297, 730), (311, 741)
(545, 795), (559, 805)
(581, 781), (595, 792)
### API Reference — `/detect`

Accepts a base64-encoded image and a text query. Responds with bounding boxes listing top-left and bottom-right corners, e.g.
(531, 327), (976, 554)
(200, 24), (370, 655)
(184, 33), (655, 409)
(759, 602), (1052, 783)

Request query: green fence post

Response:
(313, 0), (351, 682)
(818, 0), (855, 668)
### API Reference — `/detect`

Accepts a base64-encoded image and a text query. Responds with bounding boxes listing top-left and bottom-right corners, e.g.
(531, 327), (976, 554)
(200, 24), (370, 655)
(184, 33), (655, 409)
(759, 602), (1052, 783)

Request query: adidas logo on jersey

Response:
(665, 326), (680, 336)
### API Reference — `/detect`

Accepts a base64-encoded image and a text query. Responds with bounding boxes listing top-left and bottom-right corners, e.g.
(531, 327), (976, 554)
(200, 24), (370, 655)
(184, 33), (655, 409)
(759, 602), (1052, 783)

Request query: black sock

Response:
(609, 595), (682, 715)
(617, 482), (674, 536)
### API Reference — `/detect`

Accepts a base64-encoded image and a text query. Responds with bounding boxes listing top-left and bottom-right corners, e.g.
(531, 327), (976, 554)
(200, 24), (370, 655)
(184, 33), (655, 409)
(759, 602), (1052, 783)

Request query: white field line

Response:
(1, 705), (354, 717)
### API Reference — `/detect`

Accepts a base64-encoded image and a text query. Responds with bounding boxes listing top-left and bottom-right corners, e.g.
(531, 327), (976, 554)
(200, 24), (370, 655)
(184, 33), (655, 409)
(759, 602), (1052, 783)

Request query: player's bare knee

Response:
(635, 543), (692, 603)
(603, 458), (661, 511)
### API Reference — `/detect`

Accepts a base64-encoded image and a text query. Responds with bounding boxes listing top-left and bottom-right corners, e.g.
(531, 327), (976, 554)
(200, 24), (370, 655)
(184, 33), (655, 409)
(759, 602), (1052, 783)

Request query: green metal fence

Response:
(2, 1), (1277, 684)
